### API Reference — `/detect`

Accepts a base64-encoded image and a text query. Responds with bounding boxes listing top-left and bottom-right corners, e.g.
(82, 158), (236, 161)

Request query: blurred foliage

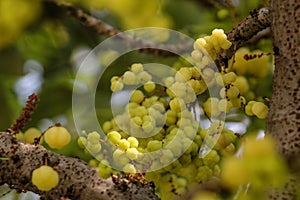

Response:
(221, 136), (288, 199)
(0, 0), (42, 49)
(0, 0), (271, 149)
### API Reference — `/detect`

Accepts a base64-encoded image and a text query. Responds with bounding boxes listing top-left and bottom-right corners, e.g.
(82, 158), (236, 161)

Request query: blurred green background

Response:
(0, 0), (267, 136)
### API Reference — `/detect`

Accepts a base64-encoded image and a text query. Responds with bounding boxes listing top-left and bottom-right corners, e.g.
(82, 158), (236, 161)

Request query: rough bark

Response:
(0, 132), (159, 200)
(216, 8), (271, 68)
(267, 0), (300, 199)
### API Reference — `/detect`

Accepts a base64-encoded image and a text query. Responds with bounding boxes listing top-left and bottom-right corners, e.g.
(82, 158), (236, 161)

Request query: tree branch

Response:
(52, 1), (192, 56)
(0, 132), (159, 200)
(216, 7), (271, 68)
(226, 8), (271, 47)
(52, 1), (271, 61)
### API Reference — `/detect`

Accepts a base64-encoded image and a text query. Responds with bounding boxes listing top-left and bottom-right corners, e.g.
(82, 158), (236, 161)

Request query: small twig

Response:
(7, 93), (39, 135)
(243, 52), (272, 60)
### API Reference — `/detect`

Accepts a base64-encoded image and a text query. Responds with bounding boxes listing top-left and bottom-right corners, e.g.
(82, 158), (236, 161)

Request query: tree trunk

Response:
(267, 0), (300, 199)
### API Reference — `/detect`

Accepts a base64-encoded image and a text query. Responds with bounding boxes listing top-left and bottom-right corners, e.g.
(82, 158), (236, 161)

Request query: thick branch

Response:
(0, 132), (159, 200)
(217, 7), (271, 67)
(226, 8), (271, 47)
